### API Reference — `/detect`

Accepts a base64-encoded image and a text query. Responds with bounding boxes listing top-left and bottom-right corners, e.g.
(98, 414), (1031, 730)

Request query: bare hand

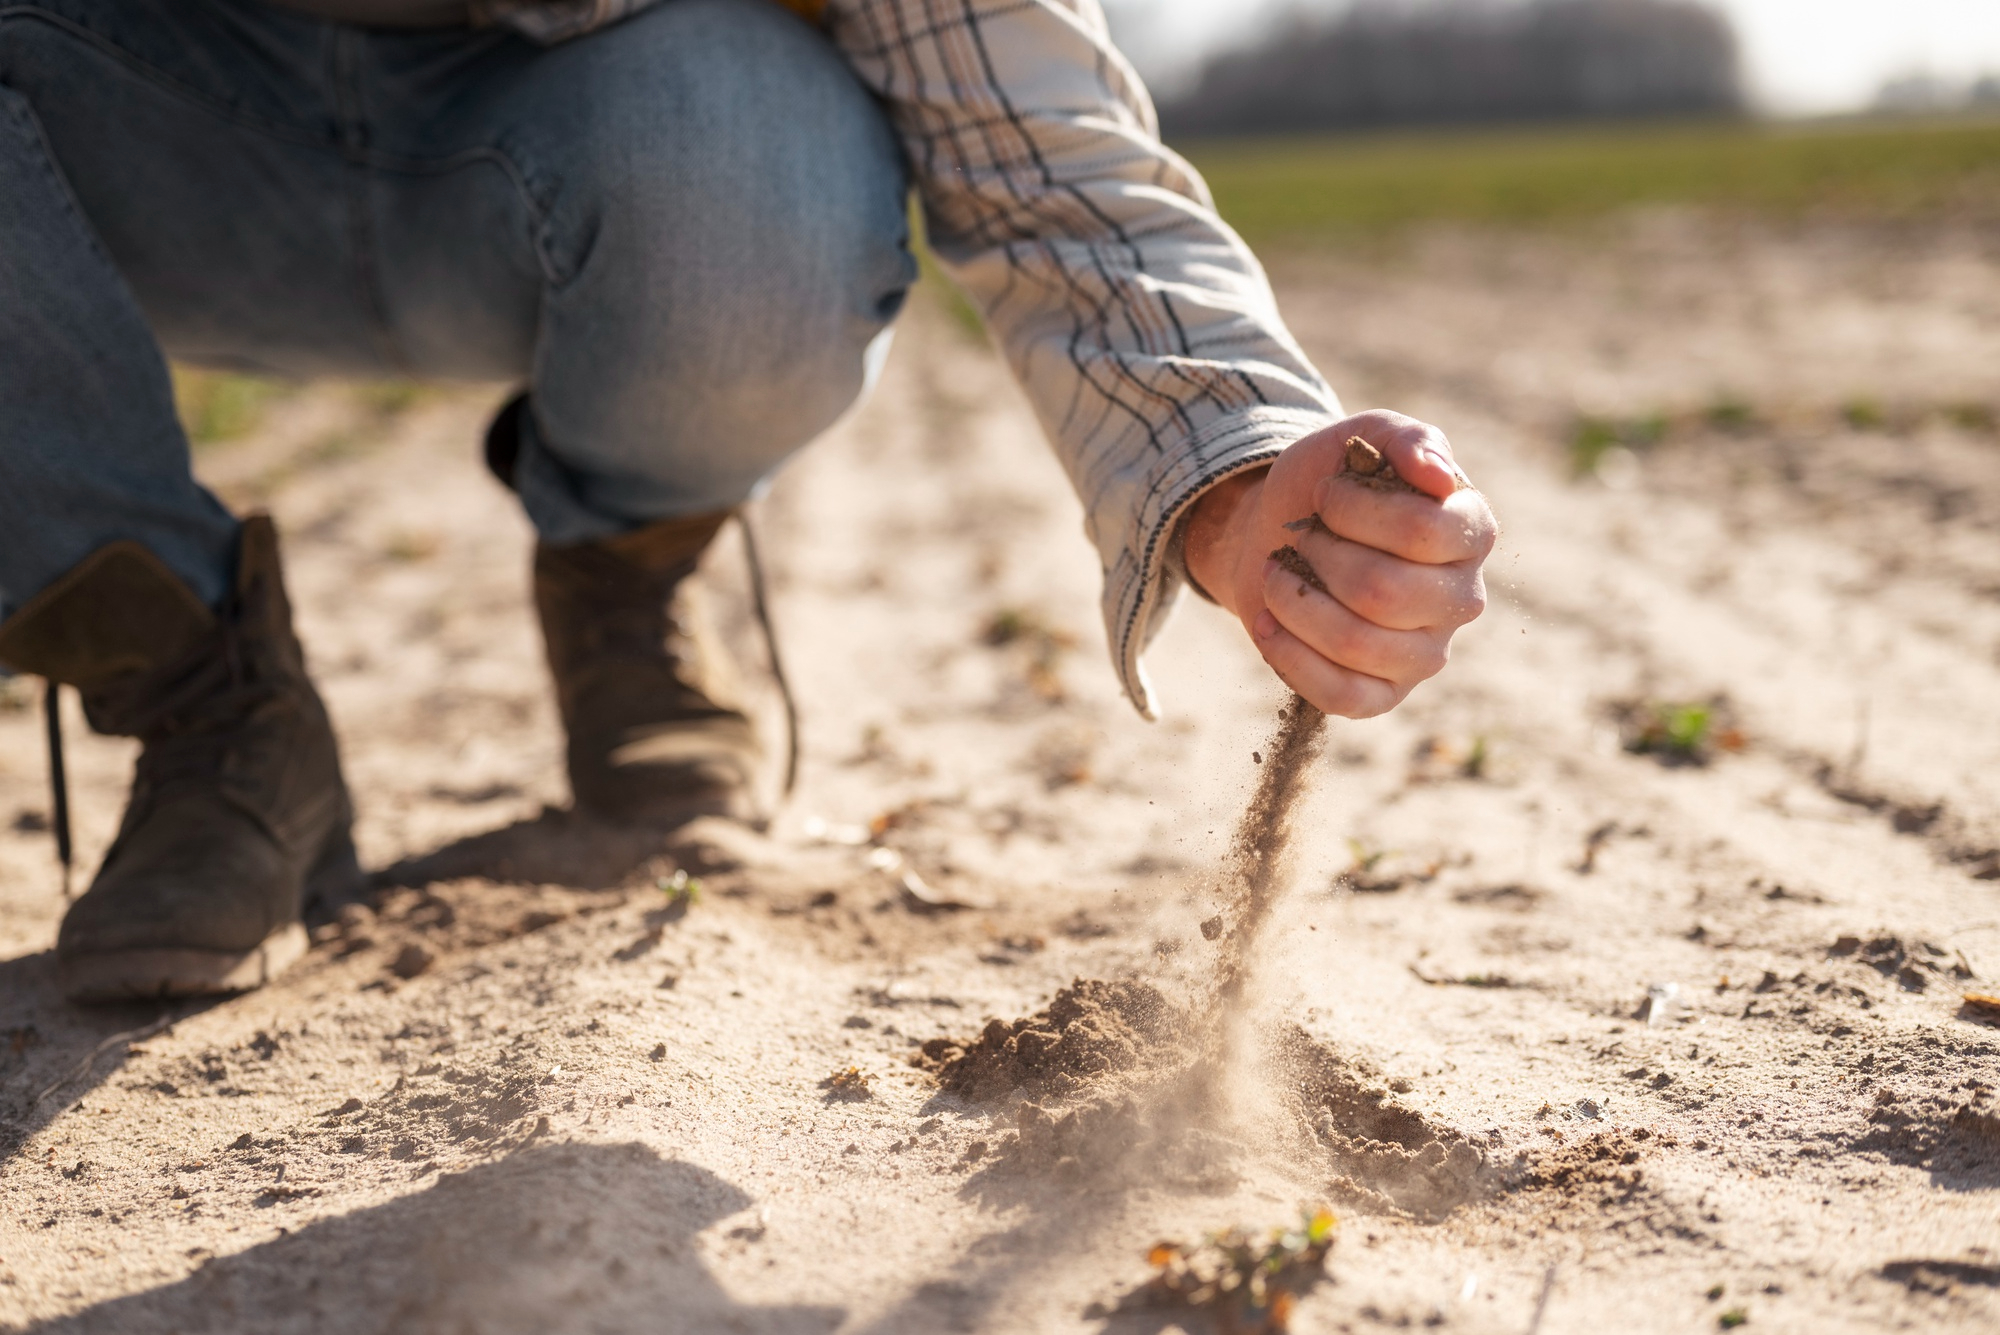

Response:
(1181, 410), (1495, 717)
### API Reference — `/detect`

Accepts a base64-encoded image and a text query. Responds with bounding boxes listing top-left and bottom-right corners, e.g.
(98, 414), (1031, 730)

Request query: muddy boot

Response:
(534, 513), (765, 827)
(0, 517), (361, 1004)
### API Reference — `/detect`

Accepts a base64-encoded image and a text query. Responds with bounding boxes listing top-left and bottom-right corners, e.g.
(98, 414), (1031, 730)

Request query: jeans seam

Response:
(389, 149), (562, 290)
(0, 89), (128, 299)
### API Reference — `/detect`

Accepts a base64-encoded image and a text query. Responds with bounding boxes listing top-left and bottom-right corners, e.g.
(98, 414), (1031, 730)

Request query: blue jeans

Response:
(0, 0), (914, 615)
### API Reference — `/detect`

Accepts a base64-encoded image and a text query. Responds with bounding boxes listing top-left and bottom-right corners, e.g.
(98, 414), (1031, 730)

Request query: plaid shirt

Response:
(480, 0), (1343, 716)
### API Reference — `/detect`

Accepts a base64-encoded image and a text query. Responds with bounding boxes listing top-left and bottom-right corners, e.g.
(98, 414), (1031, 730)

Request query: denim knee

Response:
(509, 0), (917, 539)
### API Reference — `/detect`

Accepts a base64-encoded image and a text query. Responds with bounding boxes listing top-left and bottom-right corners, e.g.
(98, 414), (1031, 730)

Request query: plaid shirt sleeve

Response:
(487, 0), (1344, 717)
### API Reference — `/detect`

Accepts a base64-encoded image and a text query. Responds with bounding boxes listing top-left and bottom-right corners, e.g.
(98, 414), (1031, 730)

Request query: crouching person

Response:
(0, 0), (1495, 1003)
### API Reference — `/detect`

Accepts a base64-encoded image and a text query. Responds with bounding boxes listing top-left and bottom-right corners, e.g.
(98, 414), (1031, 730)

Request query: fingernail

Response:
(1261, 558), (1279, 580)
(1253, 610), (1278, 641)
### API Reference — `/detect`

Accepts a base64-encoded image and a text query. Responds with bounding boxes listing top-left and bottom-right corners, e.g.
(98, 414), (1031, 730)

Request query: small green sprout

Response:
(1946, 402), (1996, 433)
(355, 380), (426, 417)
(1141, 1207), (1336, 1333)
(1619, 698), (1744, 766)
(1705, 395), (1756, 432)
(981, 607), (1030, 646)
(1658, 702), (1711, 754)
(1840, 397), (1885, 430)
(1568, 413), (1668, 478)
(1344, 838), (1387, 875)
(172, 368), (293, 446)
(1706, 1283), (1725, 1301)
(979, 606), (1076, 702)
(1719, 1307), (1749, 1329)
(1569, 417), (1621, 476)
(657, 870), (702, 907)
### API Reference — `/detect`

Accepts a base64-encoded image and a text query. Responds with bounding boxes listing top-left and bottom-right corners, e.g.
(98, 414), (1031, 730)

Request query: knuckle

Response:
(1340, 563), (1397, 622)
(1454, 579), (1488, 625)
(1344, 685), (1396, 720)
(1400, 512), (1449, 562)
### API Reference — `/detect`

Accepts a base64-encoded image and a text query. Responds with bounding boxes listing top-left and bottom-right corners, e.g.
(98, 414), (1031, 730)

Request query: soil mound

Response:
(1511, 1129), (1659, 1199)
(916, 979), (1186, 1101)
(1274, 1027), (1490, 1220)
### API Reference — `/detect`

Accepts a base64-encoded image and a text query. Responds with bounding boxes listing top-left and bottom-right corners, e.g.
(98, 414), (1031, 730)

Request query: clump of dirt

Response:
(1510, 1128), (1664, 1199)
(1855, 1082), (2000, 1178)
(1339, 436), (1426, 495)
(1828, 933), (1971, 993)
(915, 979), (1185, 1102)
(312, 1061), (548, 1159)
(821, 1065), (875, 1101)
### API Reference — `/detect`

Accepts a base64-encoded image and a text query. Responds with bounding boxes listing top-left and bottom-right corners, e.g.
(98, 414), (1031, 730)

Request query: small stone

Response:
(390, 944), (434, 980)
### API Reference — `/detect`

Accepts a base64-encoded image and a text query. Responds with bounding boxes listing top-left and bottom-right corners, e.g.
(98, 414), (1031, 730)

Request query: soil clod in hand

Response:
(1345, 436), (1386, 476)
(1339, 436), (1425, 495)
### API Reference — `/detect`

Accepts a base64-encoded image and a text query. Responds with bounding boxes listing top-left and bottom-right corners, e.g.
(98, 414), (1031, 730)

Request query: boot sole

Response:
(59, 922), (310, 1005)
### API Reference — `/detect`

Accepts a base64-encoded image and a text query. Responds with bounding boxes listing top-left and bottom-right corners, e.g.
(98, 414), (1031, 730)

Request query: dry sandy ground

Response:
(2, 213), (1998, 1333)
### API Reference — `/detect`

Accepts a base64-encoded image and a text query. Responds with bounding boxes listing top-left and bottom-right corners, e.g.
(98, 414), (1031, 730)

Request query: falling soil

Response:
(914, 695), (1338, 1189)
(1208, 696), (1328, 1002)
(918, 457), (1491, 1204)
(912, 683), (1493, 1210)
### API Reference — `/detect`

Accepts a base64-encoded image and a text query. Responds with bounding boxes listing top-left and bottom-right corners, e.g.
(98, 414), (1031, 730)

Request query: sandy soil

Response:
(2, 212), (1997, 1333)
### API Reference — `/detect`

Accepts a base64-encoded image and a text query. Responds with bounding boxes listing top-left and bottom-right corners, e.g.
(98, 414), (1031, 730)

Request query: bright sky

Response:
(1107, 0), (2000, 114)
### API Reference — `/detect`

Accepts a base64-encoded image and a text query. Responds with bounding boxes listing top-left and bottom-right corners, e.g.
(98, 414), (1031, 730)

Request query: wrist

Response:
(1182, 467), (1267, 618)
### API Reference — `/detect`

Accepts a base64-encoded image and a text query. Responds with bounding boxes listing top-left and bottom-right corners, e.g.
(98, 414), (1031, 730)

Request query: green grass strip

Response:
(1179, 116), (2000, 242)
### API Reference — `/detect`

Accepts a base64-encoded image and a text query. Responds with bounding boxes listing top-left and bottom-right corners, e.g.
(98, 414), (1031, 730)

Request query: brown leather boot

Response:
(534, 513), (764, 826)
(0, 517), (360, 1003)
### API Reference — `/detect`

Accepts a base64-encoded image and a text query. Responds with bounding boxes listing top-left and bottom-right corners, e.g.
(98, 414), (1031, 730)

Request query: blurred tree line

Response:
(1160, 0), (1744, 136)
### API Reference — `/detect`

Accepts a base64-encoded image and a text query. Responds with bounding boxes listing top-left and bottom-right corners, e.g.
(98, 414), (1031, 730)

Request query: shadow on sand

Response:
(18, 1141), (844, 1335)
(371, 806), (678, 892)
(0, 949), (220, 1164)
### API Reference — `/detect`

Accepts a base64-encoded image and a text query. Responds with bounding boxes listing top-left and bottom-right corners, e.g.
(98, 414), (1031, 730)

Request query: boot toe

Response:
(57, 800), (305, 1003)
(573, 718), (762, 826)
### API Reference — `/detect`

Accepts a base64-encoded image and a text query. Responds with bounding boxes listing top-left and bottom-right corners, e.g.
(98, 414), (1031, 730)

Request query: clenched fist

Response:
(1182, 410), (1496, 718)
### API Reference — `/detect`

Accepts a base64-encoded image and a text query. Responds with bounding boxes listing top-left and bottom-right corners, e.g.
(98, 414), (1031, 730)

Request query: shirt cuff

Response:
(1102, 406), (1339, 719)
